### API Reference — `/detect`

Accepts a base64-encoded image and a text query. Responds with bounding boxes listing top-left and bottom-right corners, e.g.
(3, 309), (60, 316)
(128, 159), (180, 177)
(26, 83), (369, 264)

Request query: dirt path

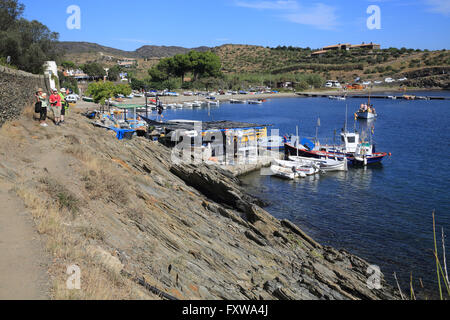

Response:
(0, 182), (49, 300)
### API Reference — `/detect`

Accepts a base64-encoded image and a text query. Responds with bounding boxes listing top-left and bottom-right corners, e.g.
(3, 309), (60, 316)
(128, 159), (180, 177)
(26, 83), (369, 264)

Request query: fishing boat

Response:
(230, 99), (246, 104)
(356, 104), (377, 119)
(288, 155), (348, 172)
(328, 96), (346, 101)
(387, 95), (397, 100)
(272, 159), (319, 176)
(356, 90), (377, 119)
(208, 101), (220, 106)
(284, 130), (388, 166)
(192, 101), (203, 108)
(269, 165), (306, 180)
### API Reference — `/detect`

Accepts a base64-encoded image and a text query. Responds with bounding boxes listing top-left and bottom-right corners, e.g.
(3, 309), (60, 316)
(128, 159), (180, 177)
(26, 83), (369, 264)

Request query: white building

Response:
(43, 61), (58, 90)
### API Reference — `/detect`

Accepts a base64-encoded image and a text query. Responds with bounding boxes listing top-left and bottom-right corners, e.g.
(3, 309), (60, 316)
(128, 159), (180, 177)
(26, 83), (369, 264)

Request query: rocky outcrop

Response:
(0, 66), (47, 127)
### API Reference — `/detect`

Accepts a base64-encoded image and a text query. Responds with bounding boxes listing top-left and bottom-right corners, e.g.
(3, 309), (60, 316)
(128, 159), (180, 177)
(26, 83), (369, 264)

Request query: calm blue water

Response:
(160, 92), (450, 295)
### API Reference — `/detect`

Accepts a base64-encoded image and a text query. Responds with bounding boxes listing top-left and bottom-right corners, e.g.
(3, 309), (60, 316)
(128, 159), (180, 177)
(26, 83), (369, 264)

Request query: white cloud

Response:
(235, 1), (339, 30)
(425, 0), (450, 16)
(235, 0), (299, 10)
(283, 3), (339, 30)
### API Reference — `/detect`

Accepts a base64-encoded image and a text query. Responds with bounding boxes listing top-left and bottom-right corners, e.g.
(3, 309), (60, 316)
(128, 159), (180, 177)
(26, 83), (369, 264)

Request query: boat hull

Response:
(284, 143), (387, 166)
(357, 111), (377, 119)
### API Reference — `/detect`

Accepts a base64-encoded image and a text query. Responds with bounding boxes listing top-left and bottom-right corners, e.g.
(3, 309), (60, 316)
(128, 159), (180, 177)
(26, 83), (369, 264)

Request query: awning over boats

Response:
(140, 116), (271, 132)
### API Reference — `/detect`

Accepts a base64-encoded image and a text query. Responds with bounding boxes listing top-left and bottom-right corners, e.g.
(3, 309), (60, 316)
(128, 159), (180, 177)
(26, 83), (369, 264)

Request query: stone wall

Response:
(0, 66), (49, 127)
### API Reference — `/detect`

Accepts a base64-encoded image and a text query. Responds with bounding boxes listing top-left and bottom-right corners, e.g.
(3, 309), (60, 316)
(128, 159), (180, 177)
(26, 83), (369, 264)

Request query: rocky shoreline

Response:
(0, 108), (401, 300)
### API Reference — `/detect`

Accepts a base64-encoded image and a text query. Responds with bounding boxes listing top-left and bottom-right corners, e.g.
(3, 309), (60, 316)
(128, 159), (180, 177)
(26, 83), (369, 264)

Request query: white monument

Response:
(43, 61), (59, 90)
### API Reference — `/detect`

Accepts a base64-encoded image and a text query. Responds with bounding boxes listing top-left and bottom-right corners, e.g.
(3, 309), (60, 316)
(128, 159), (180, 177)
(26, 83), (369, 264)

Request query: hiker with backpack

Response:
(35, 88), (48, 127)
(59, 88), (68, 124)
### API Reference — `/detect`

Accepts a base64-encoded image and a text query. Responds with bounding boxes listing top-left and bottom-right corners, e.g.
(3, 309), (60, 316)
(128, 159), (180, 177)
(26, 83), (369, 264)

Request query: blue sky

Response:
(21, 0), (449, 51)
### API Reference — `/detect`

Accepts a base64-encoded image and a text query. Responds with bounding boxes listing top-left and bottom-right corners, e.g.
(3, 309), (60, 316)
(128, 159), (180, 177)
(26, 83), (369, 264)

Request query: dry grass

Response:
(39, 177), (80, 215)
(15, 183), (151, 300)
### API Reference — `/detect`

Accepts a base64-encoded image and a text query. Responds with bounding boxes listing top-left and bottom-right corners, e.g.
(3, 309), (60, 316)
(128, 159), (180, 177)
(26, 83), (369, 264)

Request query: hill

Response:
(58, 41), (449, 88)
(135, 45), (210, 58)
(57, 41), (210, 59)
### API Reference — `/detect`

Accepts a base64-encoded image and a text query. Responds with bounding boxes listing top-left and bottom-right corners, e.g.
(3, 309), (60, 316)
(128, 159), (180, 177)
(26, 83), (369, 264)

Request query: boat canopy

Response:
(301, 138), (315, 151)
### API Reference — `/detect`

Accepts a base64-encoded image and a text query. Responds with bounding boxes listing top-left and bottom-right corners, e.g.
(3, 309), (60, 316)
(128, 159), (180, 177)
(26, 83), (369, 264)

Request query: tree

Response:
(85, 81), (131, 105)
(130, 78), (146, 91)
(0, 1), (60, 73)
(61, 61), (76, 69)
(148, 57), (171, 82)
(188, 51), (221, 80)
(81, 62), (106, 79)
(171, 53), (191, 82)
(0, 0), (24, 31)
(107, 65), (121, 81)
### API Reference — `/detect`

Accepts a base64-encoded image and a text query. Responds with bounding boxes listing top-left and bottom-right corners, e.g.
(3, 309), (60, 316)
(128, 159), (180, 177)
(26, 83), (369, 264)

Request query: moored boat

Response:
(269, 165), (306, 180)
(288, 155), (348, 172)
(273, 159), (319, 176)
(356, 103), (377, 119)
(284, 131), (388, 166)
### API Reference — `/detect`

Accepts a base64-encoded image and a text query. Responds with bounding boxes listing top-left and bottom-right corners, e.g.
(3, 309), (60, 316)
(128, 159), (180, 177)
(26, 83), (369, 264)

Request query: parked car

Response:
(65, 95), (78, 103)
(374, 80), (383, 85)
(397, 77), (408, 81)
(385, 78), (395, 83)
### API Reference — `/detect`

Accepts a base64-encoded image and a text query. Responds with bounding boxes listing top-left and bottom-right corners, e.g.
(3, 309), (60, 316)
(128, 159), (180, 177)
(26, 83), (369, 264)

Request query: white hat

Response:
(61, 88), (66, 93)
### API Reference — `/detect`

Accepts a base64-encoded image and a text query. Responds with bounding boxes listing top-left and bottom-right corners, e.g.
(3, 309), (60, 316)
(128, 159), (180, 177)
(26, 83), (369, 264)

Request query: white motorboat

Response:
(269, 165), (306, 180)
(192, 101), (203, 108)
(329, 96), (346, 101)
(288, 156), (348, 172)
(272, 159), (319, 176)
(248, 100), (263, 105)
(230, 99), (246, 104)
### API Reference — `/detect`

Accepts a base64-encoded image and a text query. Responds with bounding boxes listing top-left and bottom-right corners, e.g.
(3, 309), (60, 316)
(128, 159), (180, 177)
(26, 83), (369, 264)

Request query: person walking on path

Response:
(49, 89), (62, 126)
(59, 88), (68, 124)
(35, 88), (48, 127)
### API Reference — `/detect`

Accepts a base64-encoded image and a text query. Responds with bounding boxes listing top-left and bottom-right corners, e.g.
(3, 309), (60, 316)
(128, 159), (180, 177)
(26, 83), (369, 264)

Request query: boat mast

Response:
(315, 117), (320, 144)
(345, 104), (348, 132)
(296, 125), (299, 157)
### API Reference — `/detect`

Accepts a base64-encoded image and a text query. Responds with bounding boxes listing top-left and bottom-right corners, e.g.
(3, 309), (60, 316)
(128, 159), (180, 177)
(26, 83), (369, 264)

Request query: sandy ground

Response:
(0, 182), (49, 300)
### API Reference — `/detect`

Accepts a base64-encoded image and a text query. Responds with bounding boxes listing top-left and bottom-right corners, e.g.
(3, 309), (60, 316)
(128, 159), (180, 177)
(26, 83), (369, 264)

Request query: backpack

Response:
(35, 101), (42, 113)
